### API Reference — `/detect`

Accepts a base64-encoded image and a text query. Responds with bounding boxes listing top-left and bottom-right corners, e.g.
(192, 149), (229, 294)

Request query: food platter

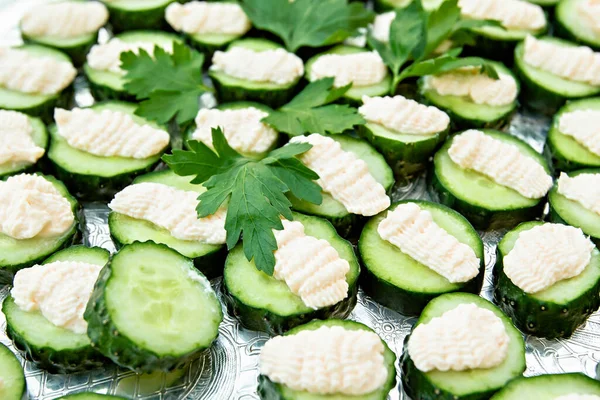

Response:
(1, 0), (600, 399)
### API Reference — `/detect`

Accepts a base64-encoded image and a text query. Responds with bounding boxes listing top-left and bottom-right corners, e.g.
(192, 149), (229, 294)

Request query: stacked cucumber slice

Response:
(100, 0), (176, 32)
(0, 114), (47, 179)
(0, 343), (26, 400)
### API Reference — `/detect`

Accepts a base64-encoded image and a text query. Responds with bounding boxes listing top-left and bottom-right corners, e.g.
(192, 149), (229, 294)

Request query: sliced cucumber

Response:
(47, 101), (167, 200)
(490, 373), (600, 399)
(495, 221), (600, 338)
(257, 319), (397, 400)
(83, 31), (182, 101)
(418, 60), (518, 129)
(556, 0), (600, 50)
(109, 169), (226, 278)
(289, 135), (394, 237)
(0, 114), (47, 178)
(373, 0), (444, 12)
(3, 246), (109, 374)
(58, 394), (128, 400)
(101, 0), (176, 32)
(0, 174), (79, 283)
(305, 46), (392, 106)
(0, 44), (74, 122)
(223, 212), (360, 335)
(84, 242), (223, 372)
(0, 343), (26, 400)
(401, 293), (526, 400)
(547, 97), (600, 171)
(549, 169), (600, 246)
(430, 130), (550, 230)
(465, 24), (547, 63)
(359, 200), (485, 316)
(514, 37), (600, 114)
(209, 38), (303, 109)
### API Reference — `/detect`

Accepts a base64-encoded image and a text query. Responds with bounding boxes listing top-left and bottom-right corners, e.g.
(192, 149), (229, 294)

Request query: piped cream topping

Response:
(0, 110), (44, 167)
(87, 38), (174, 74)
(558, 109), (600, 156)
(557, 172), (600, 216)
(372, 11), (396, 43)
(21, 1), (108, 39)
(310, 51), (388, 88)
(166, 1), (251, 36)
(458, 0), (546, 31)
(578, 0), (600, 34)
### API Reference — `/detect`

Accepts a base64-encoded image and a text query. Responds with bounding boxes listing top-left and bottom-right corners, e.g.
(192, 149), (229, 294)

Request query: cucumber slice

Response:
(0, 44), (74, 122)
(0, 174), (79, 283)
(359, 200), (485, 315)
(549, 169), (600, 246)
(223, 212), (360, 335)
(494, 221), (600, 338)
(257, 319), (397, 400)
(84, 241), (223, 372)
(514, 37), (600, 114)
(3, 246), (109, 374)
(288, 135), (394, 237)
(547, 97), (600, 171)
(418, 60), (518, 129)
(0, 343), (26, 400)
(47, 101), (167, 200)
(430, 129), (550, 230)
(305, 46), (392, 106)
(101, 0), (176, 32)
(465, 24), (547, 63)
(401, 293), (526, 400)
(209, 38), (303, 109)
(109, 169), (226, 278)
(0, 114), (47, 178)
(58, 394), (128, 400)
(373, 0), (444, 12)
(556, 0), (600, 50)
(490, 373), (600, 399)
(83, 31), (182, 101)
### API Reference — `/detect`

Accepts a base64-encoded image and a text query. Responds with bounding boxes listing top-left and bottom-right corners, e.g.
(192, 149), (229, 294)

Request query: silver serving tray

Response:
(2, 1), (600, 399)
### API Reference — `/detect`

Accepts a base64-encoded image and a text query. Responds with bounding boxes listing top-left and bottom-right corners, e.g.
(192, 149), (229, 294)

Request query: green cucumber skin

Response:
(105, 1), (179, 33)
(222, 282), (358, 336)
(4, 88), (73, 124)
(548, 206), (600, 247)
(86, 75), (137, 103)
(21, 33), (98, 67)
(547, 143), (592, 172)
(513, 62), (571, 115)
(210, 74), (300, 109)
(463, 35), (523, 65)
(0, 343), (26, 400)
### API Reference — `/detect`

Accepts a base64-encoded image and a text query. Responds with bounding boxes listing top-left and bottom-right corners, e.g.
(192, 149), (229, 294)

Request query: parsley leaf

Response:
(241, 0), (374, 52)
(263, 78), (366, 137)
(120, 42), (210, 125)
(163, 128), (323, 275)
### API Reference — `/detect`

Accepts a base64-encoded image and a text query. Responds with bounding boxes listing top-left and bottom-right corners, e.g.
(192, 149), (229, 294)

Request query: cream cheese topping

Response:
(523, 36), (600, 86)
(21, 1), (108, 39)
(504, 223), (595, 294)
(211, 47), (304, 85)
(425, 67), (518, 106)
(359, 95), (450, 135)
(193, 107), (277, 155)
(458, 0), (546, 31)
(372, 11), (396, 43)
(557, 172), (600, 216)
(556, 395), (600, 400)
(578, 0), (600, 34)
(12, 261), (103, 334)
(272, 219), (349, 309)
(378, 203), (480, 283)
(109, 182), (227, 244)
(448, 130), (553, 199)
(310, 51), (388, 88)
(260, 325), (388, 395)
(289, 134), (390, 216)
(87, 38), (174, 74)
(558, 110), (600, 156)
(0, 174), (74, 240)
(408, 303), (510, 372)
(0, 47), (76, 95)
(54, 108), (169, 159)
(0, 110), (44, 167)
(165, 1), (251, 36)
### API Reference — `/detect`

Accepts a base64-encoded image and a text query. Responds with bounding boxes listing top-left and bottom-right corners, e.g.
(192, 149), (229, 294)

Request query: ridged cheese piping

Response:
(310, 51), (388, 88)
(166, 1), (251, 36)
(0, 174), (74, 240)
(211, 47), (304, 85)
(193, 107), (277, 155)
(359, 95), (450, 135)
(558, 110), (600, 156)
(372, 11), (395, 43)
(448, 130), (553, 199)
(12, 261), (103, 334)
(54, 108), (169, 159)
(458, 0), (546, 31)
(408, 303), (510, 372)
(260, 325), (388, 395)
(272, 219), (349, 309)
(425, 67), (518, 106)
(0, 110), (44, 167)
(0, 47), (76, 95)
(87, 38), (174, 74)
(504, 223), (595, 294)
(523, 36), (600, 86)
(109, 182), (227, 244)
(557, 172), (600, 216)
(21, 1), (108, 39)
(378, 203), (480, 283)
(578, 0), (600, 34)
(556, 395), (600, 400)
(289, 134), (390, 216)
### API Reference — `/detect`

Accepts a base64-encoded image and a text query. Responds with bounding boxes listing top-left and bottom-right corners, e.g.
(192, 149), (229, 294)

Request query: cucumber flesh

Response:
(374, 0), (444, 12)
(101, 0), (175, 32)
(21, 28), (98, 66)
(556, 0), (600, 49)
(0, 115), (47, 177)
(0, 343), (26, 400)
(490, 373), (600, 399)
